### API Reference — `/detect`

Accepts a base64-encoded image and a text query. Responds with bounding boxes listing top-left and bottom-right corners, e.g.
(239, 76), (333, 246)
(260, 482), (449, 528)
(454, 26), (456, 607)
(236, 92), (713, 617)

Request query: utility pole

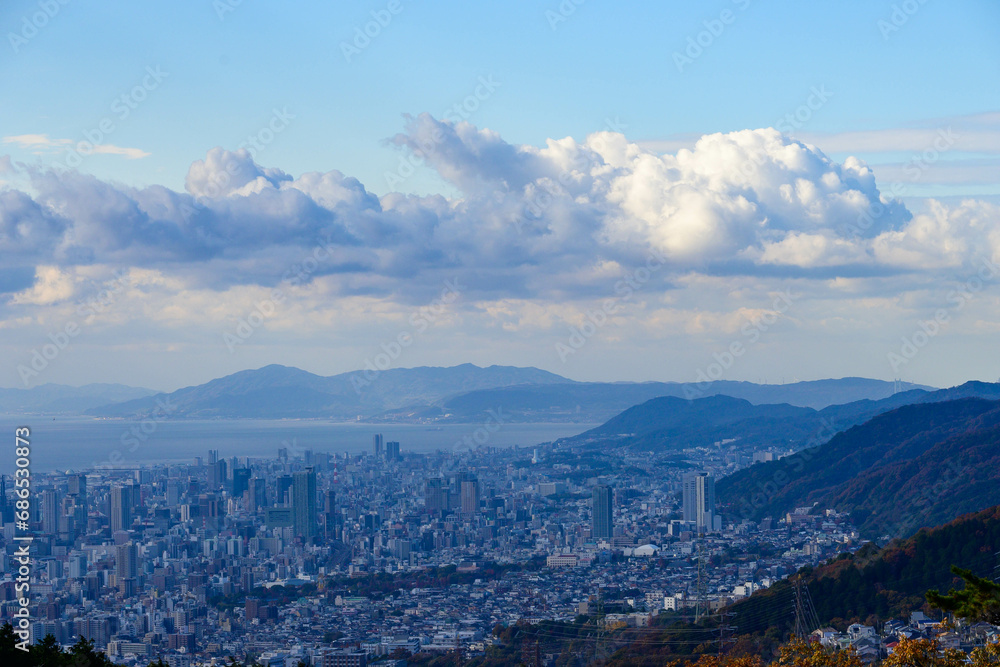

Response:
(521, 638), (539, 666)
(454, 625), (464, 666)
(718, 611), (736, 657)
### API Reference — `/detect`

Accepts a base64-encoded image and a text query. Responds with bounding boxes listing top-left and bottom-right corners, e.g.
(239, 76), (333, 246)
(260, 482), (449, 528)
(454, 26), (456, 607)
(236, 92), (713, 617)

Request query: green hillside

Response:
(731, 504), (1000, 634)
(718, 398), (1000, 538)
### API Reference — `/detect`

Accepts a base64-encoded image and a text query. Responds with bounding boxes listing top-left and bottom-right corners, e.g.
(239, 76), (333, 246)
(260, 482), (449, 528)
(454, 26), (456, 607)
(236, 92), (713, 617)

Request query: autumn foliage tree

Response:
(769, 636), (862, 667)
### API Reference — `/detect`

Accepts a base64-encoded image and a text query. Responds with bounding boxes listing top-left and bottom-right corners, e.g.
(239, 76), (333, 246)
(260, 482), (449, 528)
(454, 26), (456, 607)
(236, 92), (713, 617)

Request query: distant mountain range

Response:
(67, 363), (934, 421)
(442, 377), (934, 420)
(559, 381), (996, 453)
(731, 504), (1000, 633)
(84, 363), (567, 419)
(0, 383), (157, 415)
(717, 387), (1000, 538)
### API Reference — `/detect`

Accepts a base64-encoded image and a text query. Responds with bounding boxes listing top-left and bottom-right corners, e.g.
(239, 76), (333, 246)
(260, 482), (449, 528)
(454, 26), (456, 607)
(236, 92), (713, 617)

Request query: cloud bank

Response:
(2, 115), (999, 389)
(4, 115), (996, 304)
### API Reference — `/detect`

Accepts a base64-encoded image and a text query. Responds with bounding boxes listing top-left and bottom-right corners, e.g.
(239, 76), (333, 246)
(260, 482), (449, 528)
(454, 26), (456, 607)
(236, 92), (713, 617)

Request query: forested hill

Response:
(730, 504), (1000, 634)
(717, 397), (1000, 538)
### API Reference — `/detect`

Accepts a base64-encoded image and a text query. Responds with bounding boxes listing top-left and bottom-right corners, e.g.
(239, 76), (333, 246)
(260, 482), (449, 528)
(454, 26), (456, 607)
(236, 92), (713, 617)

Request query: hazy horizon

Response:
(0, 360), (954, 394)
(4, 2), (999, 393)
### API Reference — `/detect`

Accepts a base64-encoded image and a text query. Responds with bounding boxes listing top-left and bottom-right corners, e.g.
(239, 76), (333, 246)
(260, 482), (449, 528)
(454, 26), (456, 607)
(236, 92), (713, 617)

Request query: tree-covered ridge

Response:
(731, 505), (1000, 634)
(717, 398), (1000, 538)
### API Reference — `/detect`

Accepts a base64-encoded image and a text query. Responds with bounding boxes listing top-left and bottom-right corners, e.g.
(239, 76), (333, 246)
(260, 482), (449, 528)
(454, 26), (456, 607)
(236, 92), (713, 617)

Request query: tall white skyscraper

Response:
(682, 472), (715, 533)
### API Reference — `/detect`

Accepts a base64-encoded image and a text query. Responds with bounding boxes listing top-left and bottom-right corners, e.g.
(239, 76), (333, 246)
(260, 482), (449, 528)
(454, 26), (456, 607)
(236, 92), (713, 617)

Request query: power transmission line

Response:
(792, 574), (821, 638)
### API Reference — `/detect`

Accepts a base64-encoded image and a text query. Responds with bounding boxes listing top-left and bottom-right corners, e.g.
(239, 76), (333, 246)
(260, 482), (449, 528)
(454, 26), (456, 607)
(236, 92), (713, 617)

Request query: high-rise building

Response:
(40, 489), (58, 535)
(0, 475), (8, 523)
(425, 478), (447, 514)
(460, 477), (479, 515)
(232, 468), (251, 499)
(682, 471), (716, 533)
(116, 542), (138, 580)
(592, 485), (613, 540)
(59, 495), (79, 539)
(323, 489), (338, 538)
(212, 459), (228, 490)
(250, 477), (267, 511)
(68, 552), (88, 579)
(68, 474), (87, 498)
(110, 485), (133, 533)
(385, 441), (400, 461)
(68, 475), (87, 532)
(166, 480), (182, 506)
(292, 468), (317, 541)
(129, 482), (142, 516)
(245, 597), (261, 622)
(372, 434), (383, 459)
(276, 475), (293, 506)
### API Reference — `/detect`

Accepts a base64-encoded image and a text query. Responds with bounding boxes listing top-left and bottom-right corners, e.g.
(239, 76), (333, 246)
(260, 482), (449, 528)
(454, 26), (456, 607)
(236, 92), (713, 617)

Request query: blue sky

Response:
(5, 1), (999, 195)
(2, 1), (1000, 391)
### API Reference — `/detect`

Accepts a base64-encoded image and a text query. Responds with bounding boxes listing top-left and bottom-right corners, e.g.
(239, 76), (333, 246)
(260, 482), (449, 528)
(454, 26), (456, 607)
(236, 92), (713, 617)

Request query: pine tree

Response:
(926, 566), (1000, 624)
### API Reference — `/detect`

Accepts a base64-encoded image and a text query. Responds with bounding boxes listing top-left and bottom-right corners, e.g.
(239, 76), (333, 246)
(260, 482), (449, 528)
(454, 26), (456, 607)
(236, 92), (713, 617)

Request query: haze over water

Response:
(0, 419), (596, 474)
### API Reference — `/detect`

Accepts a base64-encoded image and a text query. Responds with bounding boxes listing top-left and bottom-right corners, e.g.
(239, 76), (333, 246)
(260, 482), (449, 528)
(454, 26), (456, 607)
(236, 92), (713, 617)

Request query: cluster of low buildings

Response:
(812, 612), (1000, 662)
